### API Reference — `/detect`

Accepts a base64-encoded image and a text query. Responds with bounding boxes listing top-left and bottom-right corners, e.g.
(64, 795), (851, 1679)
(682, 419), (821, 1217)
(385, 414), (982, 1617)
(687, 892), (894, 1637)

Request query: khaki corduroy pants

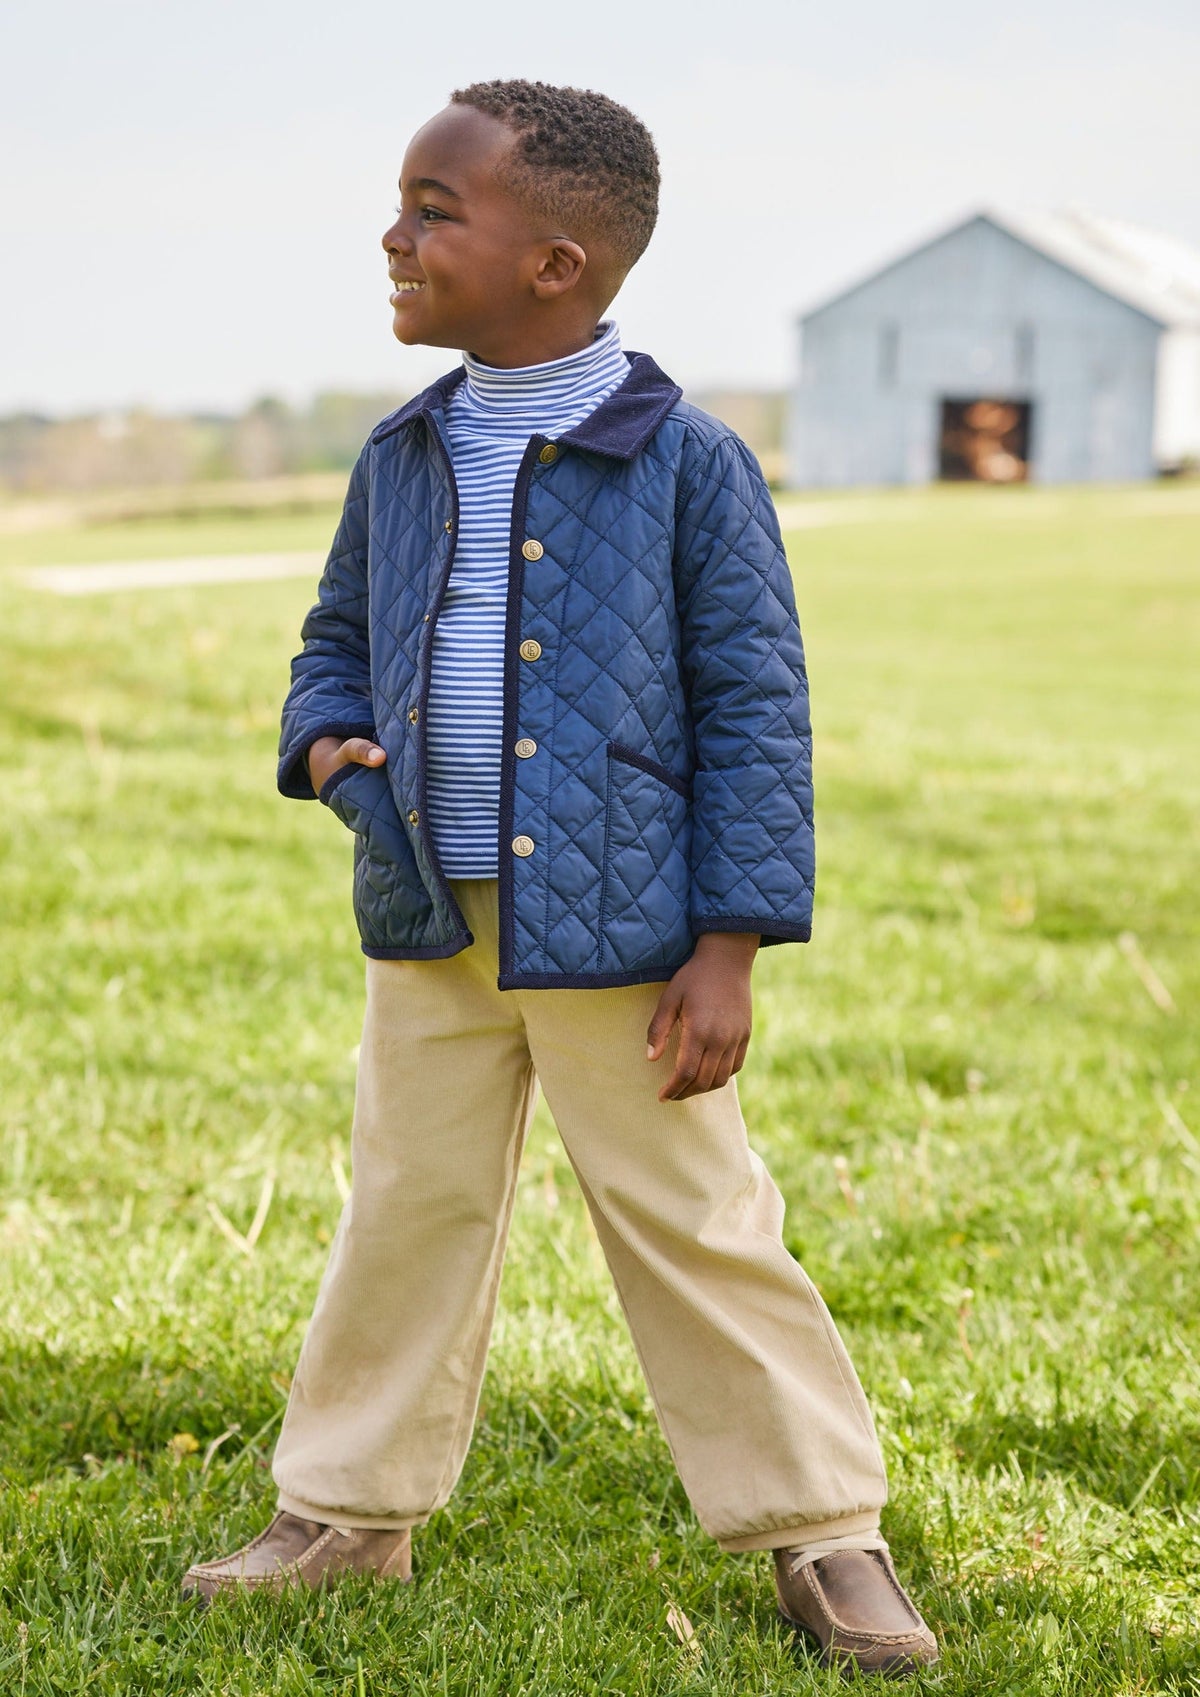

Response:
(273, 879), (887, 1550)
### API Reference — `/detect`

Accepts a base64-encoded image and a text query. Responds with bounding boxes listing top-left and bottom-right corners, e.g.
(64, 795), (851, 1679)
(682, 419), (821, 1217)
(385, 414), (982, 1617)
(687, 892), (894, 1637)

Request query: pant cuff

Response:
(276, 1488), (425, 1533)
(716, 1508), (883, 1553)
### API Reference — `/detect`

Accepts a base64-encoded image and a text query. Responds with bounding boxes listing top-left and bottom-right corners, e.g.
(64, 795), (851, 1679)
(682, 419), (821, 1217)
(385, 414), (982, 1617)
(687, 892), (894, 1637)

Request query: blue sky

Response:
(4, 0), (1198, 411)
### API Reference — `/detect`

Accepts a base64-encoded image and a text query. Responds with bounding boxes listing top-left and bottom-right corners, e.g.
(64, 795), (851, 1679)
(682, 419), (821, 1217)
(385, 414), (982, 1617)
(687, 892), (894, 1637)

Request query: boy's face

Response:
(381, 105), (572, 365)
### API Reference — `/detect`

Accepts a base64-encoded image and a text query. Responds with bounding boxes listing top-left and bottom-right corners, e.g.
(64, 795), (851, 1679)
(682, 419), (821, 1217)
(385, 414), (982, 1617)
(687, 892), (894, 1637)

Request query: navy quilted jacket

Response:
(277, 353), (815, 989)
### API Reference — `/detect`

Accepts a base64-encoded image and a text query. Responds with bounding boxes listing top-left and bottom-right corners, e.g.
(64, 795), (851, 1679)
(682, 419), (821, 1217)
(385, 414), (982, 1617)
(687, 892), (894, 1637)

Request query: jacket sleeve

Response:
(276, 447), (378, 799)
(673, 429), (815, 945)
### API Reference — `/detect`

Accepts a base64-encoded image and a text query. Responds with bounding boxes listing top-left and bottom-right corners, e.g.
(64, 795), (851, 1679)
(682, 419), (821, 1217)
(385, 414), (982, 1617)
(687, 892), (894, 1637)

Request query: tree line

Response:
(0, 388), (785, 495)
(0, 392), (409, 494)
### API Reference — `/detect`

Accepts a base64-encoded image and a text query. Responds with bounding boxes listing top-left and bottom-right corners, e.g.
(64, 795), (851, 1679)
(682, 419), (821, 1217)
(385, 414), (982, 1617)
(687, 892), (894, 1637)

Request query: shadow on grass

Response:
(956, 1400), (1200, 1512)
(0, 1340), (286, 1482)
(0, 1342), (688, 1528)
(926, 1569), (1200, 1694)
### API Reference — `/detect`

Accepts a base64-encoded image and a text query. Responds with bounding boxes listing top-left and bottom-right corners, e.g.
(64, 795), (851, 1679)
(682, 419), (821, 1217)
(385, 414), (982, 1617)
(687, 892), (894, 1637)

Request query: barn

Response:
(787, 209), (1200, 487)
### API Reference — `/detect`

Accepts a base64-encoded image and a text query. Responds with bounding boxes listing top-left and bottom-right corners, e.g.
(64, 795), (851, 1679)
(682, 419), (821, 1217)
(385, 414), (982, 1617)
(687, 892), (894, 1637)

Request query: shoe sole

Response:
(777, 1605), (936, 1680)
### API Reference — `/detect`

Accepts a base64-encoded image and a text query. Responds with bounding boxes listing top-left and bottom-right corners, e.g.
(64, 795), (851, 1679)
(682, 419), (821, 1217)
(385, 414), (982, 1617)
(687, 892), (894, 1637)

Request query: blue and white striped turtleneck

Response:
(427, 320), (630, 878)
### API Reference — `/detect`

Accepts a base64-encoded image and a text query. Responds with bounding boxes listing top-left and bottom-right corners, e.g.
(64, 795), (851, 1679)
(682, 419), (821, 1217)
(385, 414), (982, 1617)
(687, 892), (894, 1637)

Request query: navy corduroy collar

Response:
(371, 351), (682, 462)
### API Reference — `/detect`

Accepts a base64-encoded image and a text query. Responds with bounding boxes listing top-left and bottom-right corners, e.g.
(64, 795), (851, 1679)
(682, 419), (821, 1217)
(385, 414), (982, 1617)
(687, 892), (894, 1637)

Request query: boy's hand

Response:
(646, 933), (759, 1102)
(307, 735), (387, 794)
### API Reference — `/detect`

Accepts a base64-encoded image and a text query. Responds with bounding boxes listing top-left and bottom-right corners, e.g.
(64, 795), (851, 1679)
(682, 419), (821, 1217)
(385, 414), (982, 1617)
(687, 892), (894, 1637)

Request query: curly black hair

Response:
(449, 79), (659, 274)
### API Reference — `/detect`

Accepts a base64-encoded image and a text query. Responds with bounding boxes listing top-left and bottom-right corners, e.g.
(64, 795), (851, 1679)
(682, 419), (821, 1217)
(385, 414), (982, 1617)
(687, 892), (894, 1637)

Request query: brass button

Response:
(423, 613), (430, 622)
(444, 520), (453, 532)
(538, 444), (557, 464)
(519, 638), (542, 662)
(512, 835), (535, 857)
(407, 808), (419, 825)
(521, 539), (544, 561)
(408, 707), (419, 724)
(514, 738), (537, 759)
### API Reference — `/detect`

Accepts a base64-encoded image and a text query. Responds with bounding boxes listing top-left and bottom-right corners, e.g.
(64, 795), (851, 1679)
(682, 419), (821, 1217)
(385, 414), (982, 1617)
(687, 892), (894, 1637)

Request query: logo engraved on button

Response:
(407, 809), (420, 825)
(521, 540), (544, 561)
(538, 444), (557, 464)
(519, 638), (542, 661)
(512, 835), (535, 857)
(514, 738), (537, 758)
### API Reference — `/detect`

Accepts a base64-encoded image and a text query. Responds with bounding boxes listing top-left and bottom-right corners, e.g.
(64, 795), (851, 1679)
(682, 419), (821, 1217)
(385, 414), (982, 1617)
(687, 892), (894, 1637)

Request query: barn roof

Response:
(988, 208), (1200, 329)
(801, 209), (1200, 329)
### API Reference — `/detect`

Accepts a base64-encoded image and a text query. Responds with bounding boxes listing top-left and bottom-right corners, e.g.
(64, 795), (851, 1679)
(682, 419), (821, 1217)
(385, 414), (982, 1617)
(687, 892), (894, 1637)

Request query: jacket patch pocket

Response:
(322, 762), (411, 867)
(598, 744), (692, 974)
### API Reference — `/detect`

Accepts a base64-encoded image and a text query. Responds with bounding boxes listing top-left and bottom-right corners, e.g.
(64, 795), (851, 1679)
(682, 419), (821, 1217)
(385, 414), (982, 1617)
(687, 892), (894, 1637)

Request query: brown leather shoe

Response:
(774, 1547), (938, 1677)
(181, 1510), (412, 1602)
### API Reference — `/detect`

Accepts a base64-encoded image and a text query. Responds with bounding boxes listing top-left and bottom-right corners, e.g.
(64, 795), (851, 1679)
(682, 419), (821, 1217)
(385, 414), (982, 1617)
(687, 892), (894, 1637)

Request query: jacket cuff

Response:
(692, 915), (812, 946)
(277, 721), (377, 800)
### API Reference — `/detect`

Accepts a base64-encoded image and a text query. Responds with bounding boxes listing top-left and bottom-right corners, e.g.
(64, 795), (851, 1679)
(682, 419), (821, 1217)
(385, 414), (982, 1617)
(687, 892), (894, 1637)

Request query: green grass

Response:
(1, 482), (1198, 1694)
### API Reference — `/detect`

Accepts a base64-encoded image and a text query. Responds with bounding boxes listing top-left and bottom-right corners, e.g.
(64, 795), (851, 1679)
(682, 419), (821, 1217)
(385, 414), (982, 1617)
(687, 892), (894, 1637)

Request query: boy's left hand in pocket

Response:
(646, 933), (759, 1102)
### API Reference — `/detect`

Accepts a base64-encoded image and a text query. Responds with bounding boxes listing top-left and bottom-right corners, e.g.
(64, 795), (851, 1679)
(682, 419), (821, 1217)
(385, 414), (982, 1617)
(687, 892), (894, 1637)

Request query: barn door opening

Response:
(939, 398), (1032, 482)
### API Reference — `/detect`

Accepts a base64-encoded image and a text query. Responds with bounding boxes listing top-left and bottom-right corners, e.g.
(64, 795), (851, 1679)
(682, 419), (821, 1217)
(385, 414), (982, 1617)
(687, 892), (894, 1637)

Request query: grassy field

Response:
(0, 482), (1197, 1694)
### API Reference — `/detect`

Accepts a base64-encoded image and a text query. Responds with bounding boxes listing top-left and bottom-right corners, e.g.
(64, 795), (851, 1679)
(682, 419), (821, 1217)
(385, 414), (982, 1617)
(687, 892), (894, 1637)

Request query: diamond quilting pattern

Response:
(277, 367), (815, 982)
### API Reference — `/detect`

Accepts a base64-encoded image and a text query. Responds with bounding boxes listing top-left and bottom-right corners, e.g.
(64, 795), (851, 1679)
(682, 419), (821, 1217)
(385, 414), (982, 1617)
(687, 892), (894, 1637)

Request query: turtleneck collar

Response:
(459, 321), (626, 416)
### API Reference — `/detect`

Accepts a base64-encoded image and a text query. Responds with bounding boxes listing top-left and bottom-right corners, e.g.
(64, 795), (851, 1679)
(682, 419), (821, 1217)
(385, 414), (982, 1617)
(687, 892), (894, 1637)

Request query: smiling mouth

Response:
(390, 279), (426, 300)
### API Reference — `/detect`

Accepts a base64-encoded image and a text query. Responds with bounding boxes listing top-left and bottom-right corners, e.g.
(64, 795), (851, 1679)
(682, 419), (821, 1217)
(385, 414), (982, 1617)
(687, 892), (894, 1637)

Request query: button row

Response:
(408, 708), (535, 761)
(405, 811), (537, 858)
(405, 806), (536, 859)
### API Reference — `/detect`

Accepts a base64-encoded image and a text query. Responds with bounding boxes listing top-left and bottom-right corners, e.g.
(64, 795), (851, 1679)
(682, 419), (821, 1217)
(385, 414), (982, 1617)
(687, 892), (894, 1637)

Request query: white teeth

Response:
(394, 280), (425, 293)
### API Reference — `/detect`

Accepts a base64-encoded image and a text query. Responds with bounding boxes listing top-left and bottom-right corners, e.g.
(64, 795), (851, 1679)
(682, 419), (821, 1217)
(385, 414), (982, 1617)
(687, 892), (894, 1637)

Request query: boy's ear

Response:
(531, 239), (588, 299)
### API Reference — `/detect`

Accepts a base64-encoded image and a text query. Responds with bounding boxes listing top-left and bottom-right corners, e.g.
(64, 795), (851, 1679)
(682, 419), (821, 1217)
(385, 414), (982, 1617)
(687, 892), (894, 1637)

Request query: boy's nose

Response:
(381, 220), (411, 255)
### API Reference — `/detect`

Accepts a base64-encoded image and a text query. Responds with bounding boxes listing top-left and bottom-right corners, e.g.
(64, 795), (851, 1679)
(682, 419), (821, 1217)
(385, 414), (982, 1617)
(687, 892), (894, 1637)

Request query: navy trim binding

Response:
(496, 436), (542, 989)
(608, 741), (690, 798)
(405, 409), (471, 954)
(279, 720), (377, 799)
(369, 353), (680, 461)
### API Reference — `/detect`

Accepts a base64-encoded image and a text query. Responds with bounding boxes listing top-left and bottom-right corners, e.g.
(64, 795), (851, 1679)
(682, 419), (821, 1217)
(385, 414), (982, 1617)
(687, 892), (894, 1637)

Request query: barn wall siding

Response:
(788, 217), (1162, 487)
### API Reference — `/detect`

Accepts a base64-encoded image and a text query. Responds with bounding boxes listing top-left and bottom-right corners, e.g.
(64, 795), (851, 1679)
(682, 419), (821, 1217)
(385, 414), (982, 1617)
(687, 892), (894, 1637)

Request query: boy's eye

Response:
(391, 202), (449, 225)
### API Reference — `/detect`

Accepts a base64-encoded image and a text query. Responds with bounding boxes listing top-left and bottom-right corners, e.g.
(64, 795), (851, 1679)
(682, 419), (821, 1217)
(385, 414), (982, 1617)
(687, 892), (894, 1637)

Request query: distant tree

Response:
(231, 397), (294, 479)
(0, 413), (52, 487)
(304, 392), (408, 469)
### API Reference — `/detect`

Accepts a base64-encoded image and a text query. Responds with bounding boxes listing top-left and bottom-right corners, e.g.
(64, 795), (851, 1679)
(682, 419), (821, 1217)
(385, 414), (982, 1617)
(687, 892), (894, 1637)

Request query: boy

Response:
(183, 81), (938, 1677)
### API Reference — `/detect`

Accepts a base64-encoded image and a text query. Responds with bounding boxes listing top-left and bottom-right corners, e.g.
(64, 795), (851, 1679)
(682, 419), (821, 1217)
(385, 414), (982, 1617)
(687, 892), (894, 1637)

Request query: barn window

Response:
(1015, 322), (1036, 383)
(878, 322), (900, 389)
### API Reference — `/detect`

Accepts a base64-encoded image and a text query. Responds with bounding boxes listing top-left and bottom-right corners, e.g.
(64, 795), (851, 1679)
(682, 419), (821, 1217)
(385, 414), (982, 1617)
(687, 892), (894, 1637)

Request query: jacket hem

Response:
(497, 962), (683, 990)
(362, 933), (473, 961)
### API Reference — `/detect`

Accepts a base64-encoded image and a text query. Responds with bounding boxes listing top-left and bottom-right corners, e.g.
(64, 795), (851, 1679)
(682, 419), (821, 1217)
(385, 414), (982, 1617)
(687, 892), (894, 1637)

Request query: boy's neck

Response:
(465, 321), (613, 379)
(465, 317), (604, 370)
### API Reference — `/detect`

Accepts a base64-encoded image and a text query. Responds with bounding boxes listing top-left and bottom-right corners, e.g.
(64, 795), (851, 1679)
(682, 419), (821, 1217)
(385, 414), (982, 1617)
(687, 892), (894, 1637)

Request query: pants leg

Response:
(520, 971), (888, 1552)
(273, 880), (537, 1529)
